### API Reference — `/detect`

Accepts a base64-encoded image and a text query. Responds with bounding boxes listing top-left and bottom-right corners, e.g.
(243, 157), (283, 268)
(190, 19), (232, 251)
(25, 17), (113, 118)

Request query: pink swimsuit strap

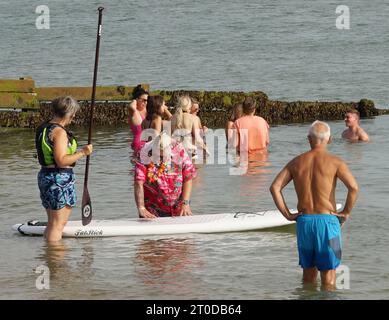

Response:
(130, 112), (146, 152)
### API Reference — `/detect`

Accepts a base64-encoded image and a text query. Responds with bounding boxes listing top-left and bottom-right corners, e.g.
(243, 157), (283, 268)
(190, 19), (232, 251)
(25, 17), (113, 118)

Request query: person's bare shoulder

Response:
(357, 127), (370, 141)
(193, 115), (201, 125)
(50, 125), (67, 140)
(293, 150), (311, 161)
(287, 151), (310, 169)
(325, 153), (345, 169)
(153, 116), (162, 128)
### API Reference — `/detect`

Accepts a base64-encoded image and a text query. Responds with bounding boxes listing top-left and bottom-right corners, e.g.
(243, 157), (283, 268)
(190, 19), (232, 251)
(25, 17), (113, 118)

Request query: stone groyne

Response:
(154, 90), (384, 128)
(0, 78), (387, 129)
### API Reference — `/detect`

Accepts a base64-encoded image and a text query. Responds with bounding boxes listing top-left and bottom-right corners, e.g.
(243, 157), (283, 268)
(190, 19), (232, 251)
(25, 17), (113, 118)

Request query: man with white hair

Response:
(270, 120), (359, 289)
(134, 132), (196, 218)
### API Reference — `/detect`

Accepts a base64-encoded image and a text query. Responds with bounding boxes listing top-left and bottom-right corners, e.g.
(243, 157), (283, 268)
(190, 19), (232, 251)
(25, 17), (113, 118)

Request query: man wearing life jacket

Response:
(36, 96), (93, 242)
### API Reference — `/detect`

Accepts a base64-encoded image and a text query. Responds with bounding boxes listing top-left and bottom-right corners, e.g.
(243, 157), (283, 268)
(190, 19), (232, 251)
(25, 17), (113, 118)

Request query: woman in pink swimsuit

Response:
(129, 85), (149, 153)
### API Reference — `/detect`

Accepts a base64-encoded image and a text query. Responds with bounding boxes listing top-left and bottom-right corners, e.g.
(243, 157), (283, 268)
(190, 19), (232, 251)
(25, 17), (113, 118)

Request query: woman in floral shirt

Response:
(134, 132), (196, 218)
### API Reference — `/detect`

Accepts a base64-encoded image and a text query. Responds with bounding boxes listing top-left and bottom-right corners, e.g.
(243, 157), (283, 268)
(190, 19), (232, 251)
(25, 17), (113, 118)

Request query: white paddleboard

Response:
(12, 204), (342, 238)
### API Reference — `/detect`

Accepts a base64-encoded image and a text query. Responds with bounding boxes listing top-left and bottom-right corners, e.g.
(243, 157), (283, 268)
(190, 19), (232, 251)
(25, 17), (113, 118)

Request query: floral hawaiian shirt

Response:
(135, 142), (196, 216)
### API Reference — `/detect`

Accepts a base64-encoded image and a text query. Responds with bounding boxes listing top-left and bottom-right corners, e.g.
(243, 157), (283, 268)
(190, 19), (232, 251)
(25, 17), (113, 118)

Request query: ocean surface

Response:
(0, 0), (389, 107)
(1, 116), (389, 299)
(1, 0), (389, 300)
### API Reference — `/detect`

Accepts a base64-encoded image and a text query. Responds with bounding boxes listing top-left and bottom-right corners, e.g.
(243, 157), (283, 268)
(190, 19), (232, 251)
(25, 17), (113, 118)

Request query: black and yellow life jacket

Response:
(35, 122), (78, 167)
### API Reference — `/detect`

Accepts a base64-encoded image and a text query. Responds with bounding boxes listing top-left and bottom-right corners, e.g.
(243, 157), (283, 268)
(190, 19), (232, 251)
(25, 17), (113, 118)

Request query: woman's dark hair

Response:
(146, 95), (164, 121)
(230, 103), (243, 121)
(132, 84), (149, 99)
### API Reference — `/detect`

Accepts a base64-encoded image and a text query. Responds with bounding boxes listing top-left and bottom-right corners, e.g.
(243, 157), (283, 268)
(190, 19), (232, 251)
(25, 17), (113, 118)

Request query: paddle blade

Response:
(81, 187), (92, 226)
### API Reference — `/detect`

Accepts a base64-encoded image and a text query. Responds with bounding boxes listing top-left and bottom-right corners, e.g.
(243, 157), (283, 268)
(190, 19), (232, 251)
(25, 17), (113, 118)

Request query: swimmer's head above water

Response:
(344, 109), (360, 128)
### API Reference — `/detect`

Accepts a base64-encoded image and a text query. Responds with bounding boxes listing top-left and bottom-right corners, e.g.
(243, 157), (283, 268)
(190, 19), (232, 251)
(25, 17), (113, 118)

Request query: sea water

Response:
(1, 116), (389, 299)
(0, 0), (389, 299)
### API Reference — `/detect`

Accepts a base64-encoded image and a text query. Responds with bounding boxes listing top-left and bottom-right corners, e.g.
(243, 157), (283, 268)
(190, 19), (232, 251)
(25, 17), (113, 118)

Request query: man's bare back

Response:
(288, 149), (341, 214)
(271, 125), (358, 220)
(269, 120), (358, 288)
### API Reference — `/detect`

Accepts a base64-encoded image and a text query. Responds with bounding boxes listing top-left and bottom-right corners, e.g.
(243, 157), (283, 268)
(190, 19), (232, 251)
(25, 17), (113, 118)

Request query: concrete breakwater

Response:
(0, 78), (387, 129)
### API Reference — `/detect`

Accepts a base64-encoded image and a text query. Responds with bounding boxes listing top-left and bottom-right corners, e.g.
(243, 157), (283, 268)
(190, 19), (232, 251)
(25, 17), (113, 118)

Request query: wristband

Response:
(182, 200), (191, 205)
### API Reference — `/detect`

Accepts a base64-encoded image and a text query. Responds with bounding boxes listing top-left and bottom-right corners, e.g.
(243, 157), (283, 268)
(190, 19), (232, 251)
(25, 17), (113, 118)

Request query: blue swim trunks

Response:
(37, 168), (76, 210)
(296, 214), (342, 271)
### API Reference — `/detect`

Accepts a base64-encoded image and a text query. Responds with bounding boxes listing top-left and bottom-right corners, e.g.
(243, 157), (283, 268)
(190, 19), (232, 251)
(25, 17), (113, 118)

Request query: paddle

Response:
(81, 7), (104, 226)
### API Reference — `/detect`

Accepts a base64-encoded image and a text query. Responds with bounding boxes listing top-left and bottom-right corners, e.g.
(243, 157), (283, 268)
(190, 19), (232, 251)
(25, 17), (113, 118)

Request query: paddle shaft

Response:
(83, 7), (104, 189)
(81, 7), (104, 225)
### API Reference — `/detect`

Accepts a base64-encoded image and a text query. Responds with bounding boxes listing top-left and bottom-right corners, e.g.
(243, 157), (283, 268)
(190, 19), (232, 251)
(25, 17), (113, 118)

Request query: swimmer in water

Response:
(342, 109), (370, 142)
